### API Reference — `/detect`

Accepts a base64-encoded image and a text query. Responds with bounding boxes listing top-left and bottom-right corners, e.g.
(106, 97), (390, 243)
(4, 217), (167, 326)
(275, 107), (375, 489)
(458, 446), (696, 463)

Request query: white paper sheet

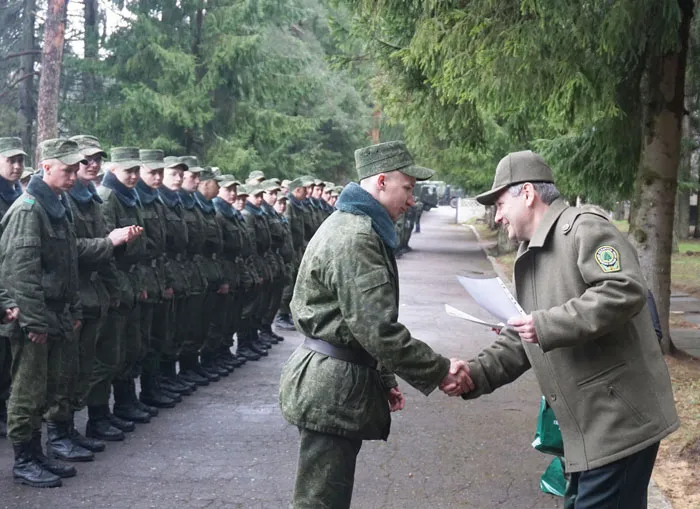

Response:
(444, 304), (504, 329)
(456, 275), (526, 324)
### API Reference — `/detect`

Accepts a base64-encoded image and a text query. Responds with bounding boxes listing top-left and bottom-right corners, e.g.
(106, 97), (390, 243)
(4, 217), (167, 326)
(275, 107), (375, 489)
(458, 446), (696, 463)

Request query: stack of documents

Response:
(446, 275), (525, 328)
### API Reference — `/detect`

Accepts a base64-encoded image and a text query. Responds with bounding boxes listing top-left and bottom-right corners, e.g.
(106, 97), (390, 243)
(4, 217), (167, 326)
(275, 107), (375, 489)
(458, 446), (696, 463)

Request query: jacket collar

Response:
(244, 201), (263, 216)
(158, 185), (181, 209)
(136, 180), (159, 205)
(288, 193), (304, 209)
(177, 189), (196, 210)
(194, 191), (214, 214)
(101, 171), (140, 208)
(68, 178), (102, 205)
(213, 197), (235, 219)
(336, 182), (396, 249)
(0, 176), (22, 205)
(26, 175), (72, 222)
(525, 198), (569, 249)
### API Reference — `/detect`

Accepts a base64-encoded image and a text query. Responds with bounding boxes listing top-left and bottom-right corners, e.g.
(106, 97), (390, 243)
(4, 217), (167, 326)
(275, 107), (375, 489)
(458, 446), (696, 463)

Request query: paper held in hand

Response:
(445, 275), (526, 329)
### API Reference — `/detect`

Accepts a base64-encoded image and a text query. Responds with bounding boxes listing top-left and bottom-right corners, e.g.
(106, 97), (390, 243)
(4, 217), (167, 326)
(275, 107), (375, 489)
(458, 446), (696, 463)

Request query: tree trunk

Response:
(83, 0), (99, 116)
(18, 0), (36, 157)
(496, 225), (518, 255)
(35, 0), (68, 158)
(674, 98), (692, 242)
(628, 0), (693, 355)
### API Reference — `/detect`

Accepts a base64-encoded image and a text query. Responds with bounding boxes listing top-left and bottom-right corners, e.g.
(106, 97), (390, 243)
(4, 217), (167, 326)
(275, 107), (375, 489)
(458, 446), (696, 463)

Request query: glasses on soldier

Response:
(85, 155), (103, 166)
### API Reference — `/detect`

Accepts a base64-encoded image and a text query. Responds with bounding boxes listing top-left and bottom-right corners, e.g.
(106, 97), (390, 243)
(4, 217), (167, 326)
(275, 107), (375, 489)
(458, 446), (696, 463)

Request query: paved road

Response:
(0, 206), (561, 509)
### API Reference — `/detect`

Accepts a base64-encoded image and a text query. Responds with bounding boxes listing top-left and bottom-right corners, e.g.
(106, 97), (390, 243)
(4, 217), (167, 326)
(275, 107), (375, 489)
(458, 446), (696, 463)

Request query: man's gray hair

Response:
(508, 182), (560, 205)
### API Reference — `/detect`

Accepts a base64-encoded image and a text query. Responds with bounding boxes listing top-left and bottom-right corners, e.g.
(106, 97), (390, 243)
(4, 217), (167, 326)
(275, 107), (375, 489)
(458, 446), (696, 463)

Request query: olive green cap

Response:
(323, 181), (335, 189)
(139, 149), (165, 170)
(0, 137), (27, 158)
(245, 183), (265, 196)
(281, 179), (291, 188)
(70, 135), (107, 158)
(220, 177), (241, 189)
(276, 194), (288, 202)
(109, 146), (141, 170)
(313, 178), (325, 186)
(475, 150), (554, 205)
(289, 176), (313, 191)
(248, 170), (265, 182)
(262, 179), (281, 192)
(20, 167), (35, 180)
(164, 156), (188, 170)
(199, 167), (218, 182)
(236, 184), (251, 197)
(179, 155), (204, 173)
(354, 141), (434, 181)
(331, 185), (343, 196)
(38, 138), (88, 165)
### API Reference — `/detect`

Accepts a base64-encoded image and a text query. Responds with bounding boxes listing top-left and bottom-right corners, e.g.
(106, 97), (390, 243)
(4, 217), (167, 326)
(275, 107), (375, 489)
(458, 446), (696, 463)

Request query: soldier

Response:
(0, 137), (26, 440)
(67, 135), (140, 448)
(98, 147), (154, 425)
(136, 150), (182, 408)
(20, 168), (35, 190)
(280, 179), (290, 196)
(275, 177), (310, 331)
(279, 141), (471, 508)
(247, 170), (266, 186)
(2, 138), (87, 487)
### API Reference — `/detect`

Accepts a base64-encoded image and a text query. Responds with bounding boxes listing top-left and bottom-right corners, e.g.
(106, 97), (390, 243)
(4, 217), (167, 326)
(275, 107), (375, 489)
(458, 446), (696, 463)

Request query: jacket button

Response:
(562, 223), (571, 232)
(550, 393), (557, 402)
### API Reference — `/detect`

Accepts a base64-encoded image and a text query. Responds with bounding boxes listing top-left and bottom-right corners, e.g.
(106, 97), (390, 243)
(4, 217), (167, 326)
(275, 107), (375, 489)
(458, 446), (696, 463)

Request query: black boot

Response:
(46, 420), (94, 462)
(178, 355), (210, 386)
(86, 406), (124, 442)
(31, 432), (76, 478)
(221, 347), (246, 367)
(215, 355), (236, 373)
(190, 355), (220, 382)
(112, 380), (151, 424)
(258, 330), (279, 345)
(12, 442), (62, 488)
(129, 379), (159, 416)
(106, 412), (135, 433)
(160, 360), (195, 394)
(69, 412), (105, 452)
(159, 375), (194, 395)
(201, 354), (229, 377)
(0, 399), (7, 438)
(139, 376), (177, 409)
(236, 345), (260, 361)
(274, 313), (296, 331)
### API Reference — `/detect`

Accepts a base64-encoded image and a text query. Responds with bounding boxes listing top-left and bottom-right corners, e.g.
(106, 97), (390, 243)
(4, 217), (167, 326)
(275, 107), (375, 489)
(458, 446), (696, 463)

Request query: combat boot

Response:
(106, 412), (135, 433)
(258, 329), (279, 345)
(160, 360), (195, 394)
(0, 399), (7, 438)
(31, 432), (76, 478)
(68, 412), (105, 452)
(129, 379), (160, 416)
(12, 442), (62, 488)
(112, 380), (151, 424)
(201, 354), (229, 377)
(190, 355), (220, 382)
(220, 347), (246, 367)
(274, 313), (296, 331)
(46, 420), (94, 462)
(139, 376), (177, 409)
(237, 345), (261, 361)
(159, 375), (194, 396)
(254, 330), (273, 348)
(86, 405), (124, 441)
(215, 355), (236, 373)
(178, 354), (211, 386)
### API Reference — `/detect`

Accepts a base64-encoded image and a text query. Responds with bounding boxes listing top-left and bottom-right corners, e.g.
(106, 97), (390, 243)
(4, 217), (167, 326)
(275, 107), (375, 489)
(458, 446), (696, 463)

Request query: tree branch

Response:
(0, 71), (40, 99)
(1, 50), (41, 62)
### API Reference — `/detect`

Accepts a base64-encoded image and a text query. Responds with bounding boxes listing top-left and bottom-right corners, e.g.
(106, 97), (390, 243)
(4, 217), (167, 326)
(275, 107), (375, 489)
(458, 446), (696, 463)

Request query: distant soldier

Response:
(260, 179), (287, 344)
(19, 168), (34, 190)
(2, 139), (86, 487)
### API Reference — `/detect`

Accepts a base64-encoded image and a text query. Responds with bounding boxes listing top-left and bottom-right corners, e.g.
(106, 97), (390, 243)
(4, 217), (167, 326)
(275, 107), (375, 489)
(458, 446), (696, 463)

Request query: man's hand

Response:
(439, 359), (475, 396)
(2, 307), (19, 324)
(28, 331), (48, 344)
(507, 314), (539, 343)
(73, 320), (82, 331)
(108, 225), (143, 247)
(138, 290), (148, 301)
(216, 283), (229, 295)
(387, 387), (405, 412)
(162, 288), (174, 299)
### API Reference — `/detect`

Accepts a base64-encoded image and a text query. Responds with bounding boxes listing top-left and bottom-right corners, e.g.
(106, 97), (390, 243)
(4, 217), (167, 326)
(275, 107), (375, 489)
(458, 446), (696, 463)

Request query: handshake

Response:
(439, 359), (474, 396)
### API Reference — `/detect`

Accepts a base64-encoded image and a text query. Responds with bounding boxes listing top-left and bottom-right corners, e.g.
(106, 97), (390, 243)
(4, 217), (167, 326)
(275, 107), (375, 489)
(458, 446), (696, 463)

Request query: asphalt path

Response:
(0, 206), (560, 509)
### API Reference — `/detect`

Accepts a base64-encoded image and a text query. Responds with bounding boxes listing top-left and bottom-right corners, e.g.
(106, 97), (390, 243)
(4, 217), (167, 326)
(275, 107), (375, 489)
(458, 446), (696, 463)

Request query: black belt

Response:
(303, 337), (377, 369)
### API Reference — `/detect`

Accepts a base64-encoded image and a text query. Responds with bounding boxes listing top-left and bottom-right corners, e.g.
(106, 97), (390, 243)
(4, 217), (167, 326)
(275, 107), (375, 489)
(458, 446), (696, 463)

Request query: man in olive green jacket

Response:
(279, 141), (472, 509)
(465, 150), (679, 509)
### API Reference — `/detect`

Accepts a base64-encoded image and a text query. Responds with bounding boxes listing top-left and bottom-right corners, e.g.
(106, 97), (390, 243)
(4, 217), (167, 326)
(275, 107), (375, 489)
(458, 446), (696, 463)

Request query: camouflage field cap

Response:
(236, 184), (251, 197)
(276, 194), (288, 202)
(331, 185), (343, 196)
(109, 147), (140, 170)
(323, 181), (335, 189)
(219, 176), (242, 189)
(313, 178), (325, 186)
(281, 179), (291, 188)
(0, 137), (27, 158)
(179, 155), (204, 173)
(70, 135), (107, 158)
(20, 167), (35, 180)
(199, 167), (217, 182)
(139, 149), (165, 170)
(475, 150), (554, 205)
(288, 176), (313, 191)
(39, 138), (88, 165)
(354, 141), (434, 181)
(246, 182), (265, 196)
(262, 179), (281, 193)
(248, 170), (265, 182)
(164, 156), (188, 170)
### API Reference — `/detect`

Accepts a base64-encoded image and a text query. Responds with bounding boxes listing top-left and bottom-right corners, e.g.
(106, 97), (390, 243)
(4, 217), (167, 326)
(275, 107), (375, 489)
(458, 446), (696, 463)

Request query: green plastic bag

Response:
(532, 396), (564, 455)
(540, 457), (567, 497)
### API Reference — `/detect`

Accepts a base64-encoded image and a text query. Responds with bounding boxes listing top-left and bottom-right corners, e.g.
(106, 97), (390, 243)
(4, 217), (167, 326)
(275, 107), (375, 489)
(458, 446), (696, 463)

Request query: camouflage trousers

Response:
(8, 330), (77, 443)
(204, 291), (233, 356)
(114, 302), (143, 382)
(293, 428), (363, 509)
(279, 259), (300, 315)
(71, 317), (103, 411)
(262, 276), (285, 328)
(0, 335), (11, 402)
(179, 291), (210, 356)
(148, 298), (175, 370)
(85, 306), (126, 407)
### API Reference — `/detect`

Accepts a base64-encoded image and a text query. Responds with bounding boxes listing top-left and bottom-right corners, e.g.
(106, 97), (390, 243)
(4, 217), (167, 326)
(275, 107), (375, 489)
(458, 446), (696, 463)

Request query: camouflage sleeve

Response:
(76, 236), (114, 264)
(0, 287), (17, 311)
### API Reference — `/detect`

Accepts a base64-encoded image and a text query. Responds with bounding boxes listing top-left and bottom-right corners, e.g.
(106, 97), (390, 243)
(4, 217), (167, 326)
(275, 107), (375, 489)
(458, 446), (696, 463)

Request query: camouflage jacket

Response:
(242, 202), (273, 283)
(177, 190), (207, 294)
(0, 176), (81, 336)
(0, 176), (22, 334)
(136, 181), (168, 302)
(285, 194), (306, 262)
(194, 192), (225, 287)
(280, 192), (449, 440)
(158, 186), (190, 297)
(262, 201), (288, 276)
(212, 197), (243, 289)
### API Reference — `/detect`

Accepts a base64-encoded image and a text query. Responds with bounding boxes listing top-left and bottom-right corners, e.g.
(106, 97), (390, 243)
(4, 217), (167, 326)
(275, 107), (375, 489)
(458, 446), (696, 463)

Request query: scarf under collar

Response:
(261, 202), (278, 217)
(101, 171), (140, 208)
(177, 189), (196, 210)
(26, 175), (72, 222)
(213, 196), (235, 219)
(336, 182), (396, 249)
(158, 185), (181, 209)
(69, 178), (102, 205)
(244, 201), (264, 216)
(194, 191), (214, 214)
(0, 176), (22, 205)
(288, 193), (304, 209)
(136, 180), (160, 205)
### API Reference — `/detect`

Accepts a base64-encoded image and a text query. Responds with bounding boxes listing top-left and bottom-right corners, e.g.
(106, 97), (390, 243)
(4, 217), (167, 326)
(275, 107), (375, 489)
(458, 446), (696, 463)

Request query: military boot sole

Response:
(48, 449), (94, 463)
(140, 396), (176, 409)
(13, 475), (62, 488)
(106, 414), (135, 433)
(178, 370), (210, 386)
(113, 408), (151, 424)
(85, 426), (124, 442)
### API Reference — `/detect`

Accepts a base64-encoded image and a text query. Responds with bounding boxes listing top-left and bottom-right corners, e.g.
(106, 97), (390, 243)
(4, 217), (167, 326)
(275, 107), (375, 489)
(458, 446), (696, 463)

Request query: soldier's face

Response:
(163, 168), (184, 190)
(322, 190), (332, 203)
(198, 180), (219, 200)
(182, 171), (200, 192)
(263, 190), (278, 206)
(494, 185), (533, 242)
(274, 200), (287, 214)
(377, 171), (416, 221)
(292, 187), (306, 200)
(112, 166), (140, 189)
(247, 193), (264, 208)
(140, 166), (164, 189)
(43, 161), (79, 193)
(0, 154), (24, 182)
(312, 186), (324, 199)
(78, 154), (102, 182)
(218, 185), (235, 204)
(234, 195), (247, 211)
(329, 196), (337, 207)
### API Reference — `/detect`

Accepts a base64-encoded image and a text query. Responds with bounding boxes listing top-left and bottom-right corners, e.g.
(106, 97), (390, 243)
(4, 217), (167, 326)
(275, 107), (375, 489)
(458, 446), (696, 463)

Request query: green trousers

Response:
(8, 331), (76, 443)
(114, 303), (142, 382)
(0, 334), (11, 401)
(204, 292), (230, 356)
(279, 262), (299, 315)
(262, 276), (286, 328)
(179, 292), (207, 356)
(293, 428), (363, 509)
(150, 298), (175, 366)
(72, 317), (102, 411)
(86, 305), (126, 407)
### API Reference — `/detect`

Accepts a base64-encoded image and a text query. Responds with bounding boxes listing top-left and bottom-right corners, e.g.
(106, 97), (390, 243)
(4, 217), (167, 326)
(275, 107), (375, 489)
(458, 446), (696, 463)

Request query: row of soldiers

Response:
(0, 135), (341, 488)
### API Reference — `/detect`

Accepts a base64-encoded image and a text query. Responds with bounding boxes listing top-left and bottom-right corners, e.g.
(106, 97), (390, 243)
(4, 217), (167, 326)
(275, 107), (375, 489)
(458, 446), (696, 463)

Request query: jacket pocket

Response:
(607, 384), (649, 426)
(576, 362), (627, 388)
(355, 268), (390, 293)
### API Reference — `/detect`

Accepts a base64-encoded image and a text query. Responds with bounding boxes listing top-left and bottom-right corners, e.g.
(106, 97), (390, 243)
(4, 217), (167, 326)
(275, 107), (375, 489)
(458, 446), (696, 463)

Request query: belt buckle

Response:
(151, 259), (158, 268)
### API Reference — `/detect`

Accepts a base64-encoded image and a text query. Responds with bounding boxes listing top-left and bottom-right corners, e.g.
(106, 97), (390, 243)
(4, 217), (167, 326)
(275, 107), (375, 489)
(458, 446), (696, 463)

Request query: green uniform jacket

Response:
(136, 183), (168, 303)
(285, 195), (306, 264)
(178, 190), (207, 294)
(194, 193), (225, 287)
(262, 202), (287, 278)
(67, 181), (118, 319)
(242, 202), (273, 283)
(0, 178), (22, 331)
(232, 208), (259, 289)
(463, 200), (679, 473)
(301, 200), (316, 247)
(280, 210), (450, 440)
(213, 198), (243, 290)
(158, 188), (190, 297)
(0, 178), (81, 336)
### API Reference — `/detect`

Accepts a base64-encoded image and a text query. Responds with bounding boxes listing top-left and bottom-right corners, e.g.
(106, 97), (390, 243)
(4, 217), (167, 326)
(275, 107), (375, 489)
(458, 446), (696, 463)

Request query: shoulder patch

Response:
(23, 197), (35, 205)
(595, 245), (621, 272)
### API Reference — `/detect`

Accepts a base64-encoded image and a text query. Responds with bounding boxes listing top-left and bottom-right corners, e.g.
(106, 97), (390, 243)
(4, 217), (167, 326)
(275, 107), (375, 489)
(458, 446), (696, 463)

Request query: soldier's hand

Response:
(162, 288), (174, 299)
(387, 387), (405, 412)
(138, 290), (148, 301)
(28, 331), (48, 344)
(108, 226), (136, 247)
(2, 307), (19, 323)
(439, 359), (475, 396)
(216, 283), (229, 295)
(507, 315), (539, 343)
(73, 320), (82, 331)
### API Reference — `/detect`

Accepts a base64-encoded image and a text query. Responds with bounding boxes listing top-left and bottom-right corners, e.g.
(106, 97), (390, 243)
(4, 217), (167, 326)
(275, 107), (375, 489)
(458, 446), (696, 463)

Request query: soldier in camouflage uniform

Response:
(99, 147), (155, 425)
(0, 137), (26, 439)
(279, 141), (471, 508)
(2, 139), (87, 487)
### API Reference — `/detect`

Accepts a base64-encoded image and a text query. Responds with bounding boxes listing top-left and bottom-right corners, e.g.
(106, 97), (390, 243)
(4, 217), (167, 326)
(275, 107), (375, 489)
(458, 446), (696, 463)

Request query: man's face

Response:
(140, 165), (164, 189)
(322, 189), (332, 203)
(247, 192), (264, 208)
(198, 179), (219, 200)
(43, 160), (79, 193)
(218, 185), (236, 205)
(292, 186), (307, 201)
(494, 187), (530, 242)
(234, 195), (247, 211)
(77, 154), (102, 182)
(329, 196), (337, 207)
(163, 168), (184, 190)
(280, 186), (288, 195)
(182, 171), (200, 192)
(0, 154), (24, 182)
(377, 171), (416, 221)
(263, 190), (278, 206)
(312, 186), (324, 199)
(274, 200), (287, 215)
(112, 165), (140, 189)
